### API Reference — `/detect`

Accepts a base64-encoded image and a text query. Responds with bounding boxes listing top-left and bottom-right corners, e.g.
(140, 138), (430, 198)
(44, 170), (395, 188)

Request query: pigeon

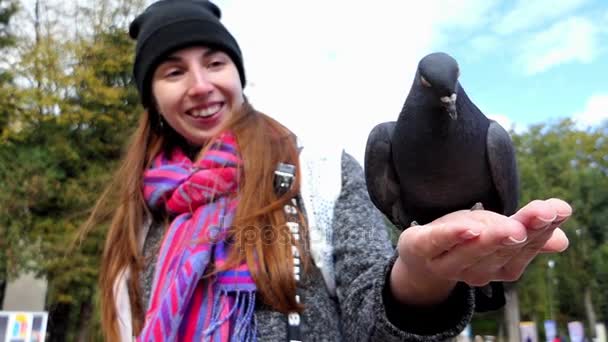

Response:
(364, 52), (519, 312)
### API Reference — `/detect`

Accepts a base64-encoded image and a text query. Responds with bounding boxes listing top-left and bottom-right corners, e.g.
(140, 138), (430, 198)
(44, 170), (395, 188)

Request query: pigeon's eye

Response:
(420, 76), (432, 88)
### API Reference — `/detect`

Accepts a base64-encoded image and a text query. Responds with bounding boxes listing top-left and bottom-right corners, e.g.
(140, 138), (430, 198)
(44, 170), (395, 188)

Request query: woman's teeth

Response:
(190, 104), (221, 117)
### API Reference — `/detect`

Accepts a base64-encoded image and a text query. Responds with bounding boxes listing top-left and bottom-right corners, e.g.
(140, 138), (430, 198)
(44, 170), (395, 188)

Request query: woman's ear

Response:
(147, 104), (164, 132)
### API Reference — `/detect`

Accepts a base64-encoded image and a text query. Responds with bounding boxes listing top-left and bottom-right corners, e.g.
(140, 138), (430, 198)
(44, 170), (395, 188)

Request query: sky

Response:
(213, 0), (608, 163)
(18, 0), (607, 163)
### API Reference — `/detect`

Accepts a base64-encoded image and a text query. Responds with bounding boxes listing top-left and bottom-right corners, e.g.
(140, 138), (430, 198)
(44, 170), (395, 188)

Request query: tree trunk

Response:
(47, 302), (71, 342)
(584, 286), (597, 338)
(498, 321), (505, 342)
(0, 254), (6, 309)
(504, 282), (521, 342)
(76, 300), (93, 342)
(0, 278), (5, 309)
(34, 0), (40, 44)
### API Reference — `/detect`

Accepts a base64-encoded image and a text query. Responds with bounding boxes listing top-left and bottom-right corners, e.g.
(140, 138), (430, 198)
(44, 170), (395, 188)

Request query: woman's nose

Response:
(186, 68), (213, 97)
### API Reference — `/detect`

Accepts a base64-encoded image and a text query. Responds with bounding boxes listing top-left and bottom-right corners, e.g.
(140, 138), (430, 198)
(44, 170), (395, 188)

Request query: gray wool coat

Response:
(135, 150), (475, 341)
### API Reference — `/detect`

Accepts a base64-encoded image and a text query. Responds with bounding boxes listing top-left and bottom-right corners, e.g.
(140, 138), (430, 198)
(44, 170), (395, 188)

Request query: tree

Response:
(0, 0), (18, 136)
(470, 120), (608, 339)
(0, 0), (144, 339)
(513, 120), (608, 338)
(0, 0), (19, 307)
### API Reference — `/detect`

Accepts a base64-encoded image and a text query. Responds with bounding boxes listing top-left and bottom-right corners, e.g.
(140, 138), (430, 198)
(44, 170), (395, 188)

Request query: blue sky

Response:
(440, 0), (608, 131)
(182, 0), (608, 162)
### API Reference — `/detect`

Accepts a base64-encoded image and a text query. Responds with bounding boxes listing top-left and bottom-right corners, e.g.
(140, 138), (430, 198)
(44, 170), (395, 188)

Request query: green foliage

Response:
(471, 310), (503, 336)
(0, 0), (144, 338)
(0, 0), (19, 306)
(0, 0), (17, 50)
(0, 0), (17, 135)
(512, 119), (608, 332)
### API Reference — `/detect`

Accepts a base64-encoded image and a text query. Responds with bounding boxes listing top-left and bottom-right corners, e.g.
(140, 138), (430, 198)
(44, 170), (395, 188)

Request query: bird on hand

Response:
(364, 52), (520, 312)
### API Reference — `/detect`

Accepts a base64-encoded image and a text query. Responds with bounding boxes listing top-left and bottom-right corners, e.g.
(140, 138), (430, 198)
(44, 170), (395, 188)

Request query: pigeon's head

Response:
(417, 52), (460, 120)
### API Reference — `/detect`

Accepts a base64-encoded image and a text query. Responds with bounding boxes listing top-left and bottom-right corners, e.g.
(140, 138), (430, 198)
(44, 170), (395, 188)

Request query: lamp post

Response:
(547, 259), (556, 322)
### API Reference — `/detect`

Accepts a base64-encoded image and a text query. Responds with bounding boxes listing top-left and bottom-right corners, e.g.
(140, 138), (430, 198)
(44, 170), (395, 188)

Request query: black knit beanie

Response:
(129, 0), (246, 109)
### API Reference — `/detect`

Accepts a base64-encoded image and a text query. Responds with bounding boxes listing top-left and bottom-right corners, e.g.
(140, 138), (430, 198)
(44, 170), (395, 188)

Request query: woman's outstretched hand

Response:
(390, 198), (571, 307)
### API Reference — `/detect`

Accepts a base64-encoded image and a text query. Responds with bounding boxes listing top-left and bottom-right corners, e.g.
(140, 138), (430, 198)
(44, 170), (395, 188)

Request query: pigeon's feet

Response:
(479, 284), (493, 297)
(410, 221), (419, 227)
(471, 202), (484, 211)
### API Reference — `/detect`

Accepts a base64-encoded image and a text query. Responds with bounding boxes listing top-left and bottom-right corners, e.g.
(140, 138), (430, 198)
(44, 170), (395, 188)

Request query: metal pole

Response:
(547, 259), (555, 322)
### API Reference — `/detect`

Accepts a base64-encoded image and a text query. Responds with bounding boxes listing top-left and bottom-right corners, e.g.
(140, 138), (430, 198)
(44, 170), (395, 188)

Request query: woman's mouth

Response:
(188, 103), (223, 118)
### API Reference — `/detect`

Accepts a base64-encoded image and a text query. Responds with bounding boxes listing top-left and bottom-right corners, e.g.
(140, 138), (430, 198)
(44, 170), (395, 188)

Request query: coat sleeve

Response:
(333, 151), (476, 341)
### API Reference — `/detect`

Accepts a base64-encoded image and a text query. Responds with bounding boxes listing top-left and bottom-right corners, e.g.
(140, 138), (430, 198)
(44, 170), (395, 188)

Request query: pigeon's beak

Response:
(447, 101), (457, 120)
(441, 93), (458, 120)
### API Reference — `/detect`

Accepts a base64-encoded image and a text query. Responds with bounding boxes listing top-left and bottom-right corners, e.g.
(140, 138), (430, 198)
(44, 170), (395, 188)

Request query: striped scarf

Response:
(138, 132), (257, 341)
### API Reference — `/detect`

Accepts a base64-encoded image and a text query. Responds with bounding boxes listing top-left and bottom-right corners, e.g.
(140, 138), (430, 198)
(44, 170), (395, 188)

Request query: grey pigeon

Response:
(364, 52), (519, 312)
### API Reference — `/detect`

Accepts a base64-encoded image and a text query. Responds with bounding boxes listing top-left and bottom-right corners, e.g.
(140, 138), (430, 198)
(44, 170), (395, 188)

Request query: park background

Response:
(0, 0), (607, 340)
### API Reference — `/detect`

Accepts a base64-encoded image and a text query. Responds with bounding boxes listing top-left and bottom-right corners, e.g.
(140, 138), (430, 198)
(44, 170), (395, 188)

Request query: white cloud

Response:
(433, 0), (501, 30)
(487, 113), (528, 134)
(516, 17), (597, 75)
(493, 0), (588, 35)
(574, 94), (608, 127)
(429, 0), (501, 49)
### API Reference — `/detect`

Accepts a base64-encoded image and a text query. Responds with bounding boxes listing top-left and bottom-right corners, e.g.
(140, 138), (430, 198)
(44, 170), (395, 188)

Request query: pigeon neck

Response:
(414, 89), (451, 120)
(399, 88), (453, 137)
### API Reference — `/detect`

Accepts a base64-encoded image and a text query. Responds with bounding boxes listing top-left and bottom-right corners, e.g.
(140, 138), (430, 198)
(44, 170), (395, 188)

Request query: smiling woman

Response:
(78, 0), (572, 341)
(151, 47), (244, 146)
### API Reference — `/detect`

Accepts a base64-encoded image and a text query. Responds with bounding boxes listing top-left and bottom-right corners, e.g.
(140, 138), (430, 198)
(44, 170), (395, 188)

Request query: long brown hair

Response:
(80, 101), (308, 341)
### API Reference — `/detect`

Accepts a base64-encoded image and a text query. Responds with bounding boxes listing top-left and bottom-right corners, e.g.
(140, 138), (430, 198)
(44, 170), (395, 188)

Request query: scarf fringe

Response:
(203, 289), (257, 341)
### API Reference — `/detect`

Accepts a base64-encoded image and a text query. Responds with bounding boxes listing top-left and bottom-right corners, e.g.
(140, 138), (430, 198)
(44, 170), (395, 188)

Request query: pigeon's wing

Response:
(476, 121), (519, 312)
(364, 121), (409, 228)
(486, 121), (520, 216)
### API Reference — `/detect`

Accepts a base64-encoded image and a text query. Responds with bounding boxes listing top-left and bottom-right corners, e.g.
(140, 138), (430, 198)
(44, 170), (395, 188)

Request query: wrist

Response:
(390, 256), (457, 307)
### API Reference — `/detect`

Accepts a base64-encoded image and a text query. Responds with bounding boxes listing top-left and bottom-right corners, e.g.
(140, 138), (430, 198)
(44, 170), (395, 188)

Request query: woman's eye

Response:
(208, 60), (225, 69)
(165, 69), (183, 78)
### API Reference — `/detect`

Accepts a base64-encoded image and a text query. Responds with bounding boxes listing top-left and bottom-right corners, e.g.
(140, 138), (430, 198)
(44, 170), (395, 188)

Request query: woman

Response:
(85, 0), (571, 340)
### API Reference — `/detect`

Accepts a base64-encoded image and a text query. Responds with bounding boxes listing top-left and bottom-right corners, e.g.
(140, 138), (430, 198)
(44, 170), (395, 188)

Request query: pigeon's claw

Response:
(410, 220), (419, 227)
(471, 202), (484, 211)
(480, 284), (493, 297)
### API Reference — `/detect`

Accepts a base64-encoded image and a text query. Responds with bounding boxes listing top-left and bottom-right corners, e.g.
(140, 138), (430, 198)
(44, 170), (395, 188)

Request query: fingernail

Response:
(460, 230), (481, 241)
(531, 215), (556, 230)
(553, 215), (568, 226)
(503, 235), (527, 246)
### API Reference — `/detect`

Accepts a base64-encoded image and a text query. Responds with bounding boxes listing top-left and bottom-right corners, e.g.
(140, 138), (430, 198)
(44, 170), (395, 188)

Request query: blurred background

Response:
(0, 0), (606, 341)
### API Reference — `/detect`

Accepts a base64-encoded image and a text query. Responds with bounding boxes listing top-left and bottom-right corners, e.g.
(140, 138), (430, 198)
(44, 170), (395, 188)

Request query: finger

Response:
(546, 198), (573, 225)
(498, 228), (557, 281)
(539, 228), (569, 253)
(462, 245), (518, 278)
(456, 226), (564, 284)
(401, 219), (481, 259)
(441, 209), (528, 247)
(510, 199), (556, 230)
(428, 215), (528, 276)
(432, 239), (525, 280)
(511, 198), (572, 231)
(455, 226), (557, 285)
(426, 209), (525, 256)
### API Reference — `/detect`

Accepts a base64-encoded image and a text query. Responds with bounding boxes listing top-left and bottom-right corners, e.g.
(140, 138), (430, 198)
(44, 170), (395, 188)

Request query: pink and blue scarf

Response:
(138, 132), (257, 341)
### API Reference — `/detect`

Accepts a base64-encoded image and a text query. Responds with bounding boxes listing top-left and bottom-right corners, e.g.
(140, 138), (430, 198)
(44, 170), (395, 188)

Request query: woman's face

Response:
(152, 46), (244, 146)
